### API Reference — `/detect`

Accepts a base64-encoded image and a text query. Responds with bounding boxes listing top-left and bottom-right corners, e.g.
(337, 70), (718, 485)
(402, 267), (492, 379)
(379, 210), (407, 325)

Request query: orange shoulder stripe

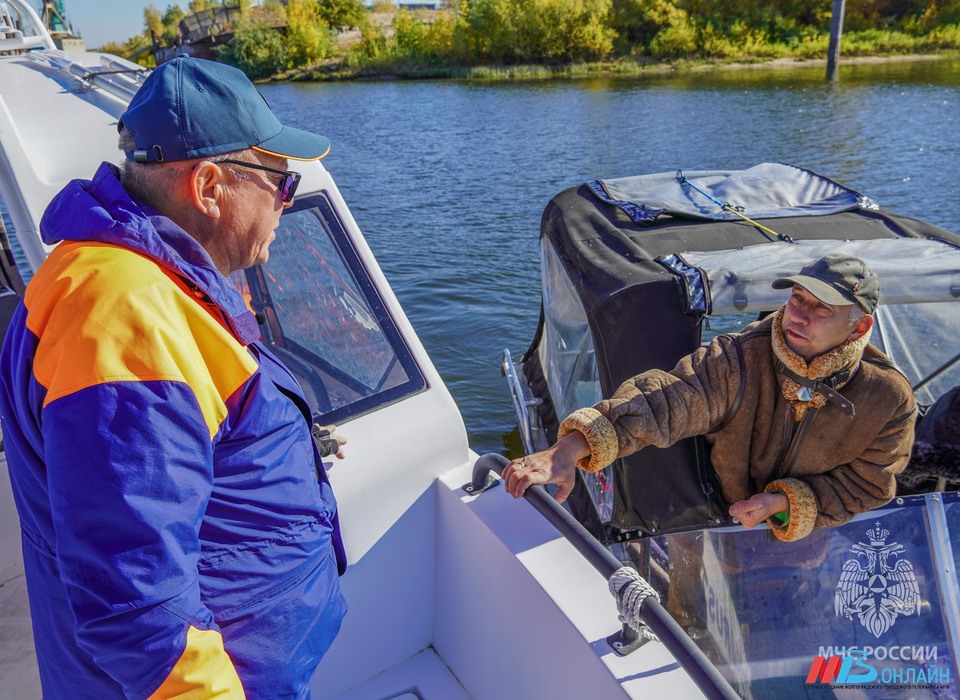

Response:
(24, 242), (258, 438)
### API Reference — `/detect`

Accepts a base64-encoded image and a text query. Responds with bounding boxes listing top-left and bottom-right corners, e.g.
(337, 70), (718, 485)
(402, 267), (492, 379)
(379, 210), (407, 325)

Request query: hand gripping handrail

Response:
(470, 453), (740, 700)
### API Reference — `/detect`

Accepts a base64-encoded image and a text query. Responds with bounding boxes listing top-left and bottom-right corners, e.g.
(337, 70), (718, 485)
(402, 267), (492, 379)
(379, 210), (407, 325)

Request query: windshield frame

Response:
(235, 190), (427, 425)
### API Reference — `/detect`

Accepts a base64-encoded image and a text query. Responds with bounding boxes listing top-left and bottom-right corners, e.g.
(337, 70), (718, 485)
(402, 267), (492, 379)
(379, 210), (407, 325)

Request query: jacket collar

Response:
(771, 305), (871, 420)
(40, 162), (261, 345)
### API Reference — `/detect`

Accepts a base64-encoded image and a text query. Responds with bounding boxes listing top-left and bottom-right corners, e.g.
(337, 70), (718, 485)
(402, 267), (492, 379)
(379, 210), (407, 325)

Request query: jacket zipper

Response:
(774, 409), (814, 480)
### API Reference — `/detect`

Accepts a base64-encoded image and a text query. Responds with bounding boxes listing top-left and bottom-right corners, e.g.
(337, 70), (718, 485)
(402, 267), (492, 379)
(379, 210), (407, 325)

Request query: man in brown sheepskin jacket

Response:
(503, 254), (917, 542)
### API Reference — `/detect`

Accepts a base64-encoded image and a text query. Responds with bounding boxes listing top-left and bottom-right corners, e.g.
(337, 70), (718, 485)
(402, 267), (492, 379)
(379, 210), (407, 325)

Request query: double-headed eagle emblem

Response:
(835, 522), (920, 638)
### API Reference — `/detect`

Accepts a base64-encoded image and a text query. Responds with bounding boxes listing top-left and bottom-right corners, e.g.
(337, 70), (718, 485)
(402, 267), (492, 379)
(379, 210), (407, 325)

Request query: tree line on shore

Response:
(100, 0), (960, 80)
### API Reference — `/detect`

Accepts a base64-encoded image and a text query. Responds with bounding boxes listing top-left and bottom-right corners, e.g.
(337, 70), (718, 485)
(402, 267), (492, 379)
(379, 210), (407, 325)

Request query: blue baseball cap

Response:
(118, 56), (330, 163)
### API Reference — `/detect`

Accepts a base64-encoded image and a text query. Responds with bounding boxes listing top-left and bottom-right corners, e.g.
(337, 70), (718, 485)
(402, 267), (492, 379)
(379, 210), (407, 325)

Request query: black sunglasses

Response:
(219, 159), (302, 203)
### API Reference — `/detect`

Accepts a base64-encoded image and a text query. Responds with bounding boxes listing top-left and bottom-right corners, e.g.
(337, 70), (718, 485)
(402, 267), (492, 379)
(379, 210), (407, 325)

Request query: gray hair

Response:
(118, 126), (252, 209)
(849, 306), (866, 328)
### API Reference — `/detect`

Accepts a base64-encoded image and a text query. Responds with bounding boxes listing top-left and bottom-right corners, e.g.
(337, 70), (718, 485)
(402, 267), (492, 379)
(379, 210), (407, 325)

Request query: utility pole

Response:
(826, 0), (846, 81)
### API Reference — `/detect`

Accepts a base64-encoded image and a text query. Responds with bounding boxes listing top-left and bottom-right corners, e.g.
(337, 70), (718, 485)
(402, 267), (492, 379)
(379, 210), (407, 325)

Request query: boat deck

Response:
(0, 444), (706, 699)
(0, 443), (468, 700)
(0, 564), (37, 697)
(0, 516), (469, 700)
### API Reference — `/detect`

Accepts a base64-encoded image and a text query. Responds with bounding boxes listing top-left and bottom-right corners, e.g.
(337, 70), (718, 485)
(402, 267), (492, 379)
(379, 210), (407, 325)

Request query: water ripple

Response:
(262, 60), (960, 453)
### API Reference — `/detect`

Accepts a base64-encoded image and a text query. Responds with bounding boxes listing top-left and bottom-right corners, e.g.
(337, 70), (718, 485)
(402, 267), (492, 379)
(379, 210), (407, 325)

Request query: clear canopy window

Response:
(677, 238), (960, 403)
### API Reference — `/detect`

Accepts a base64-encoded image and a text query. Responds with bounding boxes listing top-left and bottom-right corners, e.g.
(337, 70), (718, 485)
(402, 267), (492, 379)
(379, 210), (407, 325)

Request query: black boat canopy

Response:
(521, 163), (960, 539)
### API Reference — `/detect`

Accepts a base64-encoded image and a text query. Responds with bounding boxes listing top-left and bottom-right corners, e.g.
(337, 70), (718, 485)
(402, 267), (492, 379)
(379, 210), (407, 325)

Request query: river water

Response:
(259, 58), (960, 455)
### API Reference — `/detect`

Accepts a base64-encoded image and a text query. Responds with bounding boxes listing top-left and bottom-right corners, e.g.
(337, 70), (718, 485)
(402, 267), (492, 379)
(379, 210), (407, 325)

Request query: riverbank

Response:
(273, 50), (955, 83)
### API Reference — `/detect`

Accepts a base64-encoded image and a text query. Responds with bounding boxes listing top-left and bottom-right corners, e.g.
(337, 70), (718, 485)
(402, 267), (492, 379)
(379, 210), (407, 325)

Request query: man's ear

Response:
(190, 161), (226, 218)
(848, 313), (874, 342)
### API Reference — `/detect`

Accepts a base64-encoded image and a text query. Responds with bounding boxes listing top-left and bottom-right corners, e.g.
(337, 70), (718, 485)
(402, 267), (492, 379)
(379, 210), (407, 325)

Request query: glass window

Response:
(947, 498), (960, 606)
(872, 302), (960, 406)
(0, 203), (29, 288)
(232, 192), (425, 424)
(539, 239), (602, 420)
(540, 240), (613, 520)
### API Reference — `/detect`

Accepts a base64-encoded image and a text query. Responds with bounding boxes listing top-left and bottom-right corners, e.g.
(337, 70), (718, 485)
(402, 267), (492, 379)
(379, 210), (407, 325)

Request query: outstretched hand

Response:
(501, 432), (590, 503)
(728, 491), (788, 528)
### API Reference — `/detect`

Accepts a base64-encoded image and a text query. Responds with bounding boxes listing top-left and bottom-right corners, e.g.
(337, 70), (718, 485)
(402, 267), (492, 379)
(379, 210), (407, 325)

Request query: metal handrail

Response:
(3, 0), (56, 51)
(471, 453), (740, 700)
(911, 349), (960, 393)
(501, 348), (533, 453)
(501, 348), (548, 455)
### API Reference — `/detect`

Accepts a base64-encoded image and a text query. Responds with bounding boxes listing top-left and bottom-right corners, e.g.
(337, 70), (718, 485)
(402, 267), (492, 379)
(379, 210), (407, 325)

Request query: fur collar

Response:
(771, 305), (872, 420)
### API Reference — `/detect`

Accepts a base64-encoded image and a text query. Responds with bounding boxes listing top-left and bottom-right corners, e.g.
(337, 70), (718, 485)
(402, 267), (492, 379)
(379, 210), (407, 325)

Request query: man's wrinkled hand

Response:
(500, 432), (589, 503)
(729, 491), (789, 528)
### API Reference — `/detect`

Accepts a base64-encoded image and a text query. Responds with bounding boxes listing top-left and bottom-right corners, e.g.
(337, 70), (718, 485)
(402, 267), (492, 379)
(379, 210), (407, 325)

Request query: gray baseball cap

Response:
(772, 254), (879, 314)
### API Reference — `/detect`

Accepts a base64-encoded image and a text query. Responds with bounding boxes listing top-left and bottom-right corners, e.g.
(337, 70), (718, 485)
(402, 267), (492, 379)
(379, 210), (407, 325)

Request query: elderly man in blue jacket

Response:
(0, 57), (347, 698)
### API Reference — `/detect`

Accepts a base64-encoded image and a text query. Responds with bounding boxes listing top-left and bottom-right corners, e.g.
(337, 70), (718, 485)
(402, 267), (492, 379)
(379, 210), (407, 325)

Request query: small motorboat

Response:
(503, 162), (960, 697)
(0, 2), (736, 698)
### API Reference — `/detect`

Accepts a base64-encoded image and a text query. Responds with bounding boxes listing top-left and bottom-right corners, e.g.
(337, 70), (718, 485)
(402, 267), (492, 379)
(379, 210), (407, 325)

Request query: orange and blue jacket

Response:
(0, 163), (347, 699)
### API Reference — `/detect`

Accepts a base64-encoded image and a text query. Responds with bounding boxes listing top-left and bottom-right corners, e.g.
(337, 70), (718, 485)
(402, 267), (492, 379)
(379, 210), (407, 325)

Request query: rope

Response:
(676, 169), (794, 243)
(79, 68), (148, 81)
(608, 566), (661, 643)
(722, 206), (794, 243)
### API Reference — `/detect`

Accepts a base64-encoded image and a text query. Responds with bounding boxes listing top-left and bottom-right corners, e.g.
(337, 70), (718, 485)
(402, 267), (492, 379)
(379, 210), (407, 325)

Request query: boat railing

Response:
(2, 1), (146, 105)
(469, 453), (740, 700)
(501, 348), (550, 455)
(21, 50), (147, 103)
(1, 0), (56, 53)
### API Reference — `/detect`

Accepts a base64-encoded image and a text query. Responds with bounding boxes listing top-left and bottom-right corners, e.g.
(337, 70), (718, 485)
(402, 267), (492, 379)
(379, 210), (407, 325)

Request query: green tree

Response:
(393, 9), (463, 64)
(606, 0), (698, 58)
(98, 33), (157, 67)
(151, 4), (186, 46)
(317, 0), (368, 28)
(188, 0), (218, 12)
(218, 19), (288, 78)
(462, 0), (517, 62)
(460, 0), (613, 63)
(286, 0), (336, 67)
(346, 24), (395, 68)
(144, 5), (165, 42)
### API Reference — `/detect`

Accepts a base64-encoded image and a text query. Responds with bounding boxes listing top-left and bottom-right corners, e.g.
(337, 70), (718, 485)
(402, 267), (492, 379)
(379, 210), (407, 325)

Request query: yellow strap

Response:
(722, 204), (784, 241)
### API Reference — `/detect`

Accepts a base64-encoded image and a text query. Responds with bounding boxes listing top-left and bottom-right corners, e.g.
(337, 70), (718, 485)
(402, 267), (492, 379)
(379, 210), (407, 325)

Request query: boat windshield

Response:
(231, 191), (425, 424)
(539, 240), (602, 424)
(645, 491), (960, 698)
(679, 238), (960, 314)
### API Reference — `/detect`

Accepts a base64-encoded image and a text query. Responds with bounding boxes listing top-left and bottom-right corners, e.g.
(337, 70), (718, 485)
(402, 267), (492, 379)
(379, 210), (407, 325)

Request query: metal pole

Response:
(826, 0), (846, 81)
(471, 453), (740, 700)
(911, 349), (960, 393)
